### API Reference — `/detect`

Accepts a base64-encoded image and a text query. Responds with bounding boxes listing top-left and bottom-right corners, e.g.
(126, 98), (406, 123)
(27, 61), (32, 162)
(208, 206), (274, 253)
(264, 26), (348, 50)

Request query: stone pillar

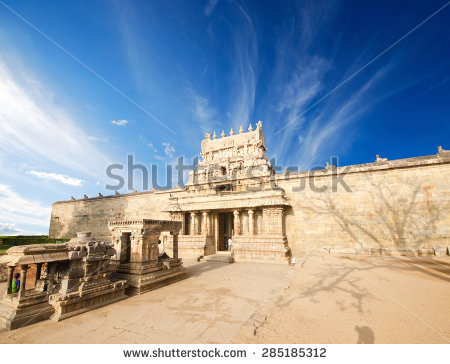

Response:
(206, 213), (211, 236)
(242, 212), (248, 235)
(47, 264), (57, 295)
(36, 263), (43, 281)
(202, 212), (208, 235)
(19, 265), (28, 298)
(173, 233), (179, 259)
(180, 212), (186, 235)
(275, 207), (285, 235)
(233, 210), (240, 236)
(248, 209), (254, 236)
(190, 212), (197, 235)
(6, 266), (14, 294)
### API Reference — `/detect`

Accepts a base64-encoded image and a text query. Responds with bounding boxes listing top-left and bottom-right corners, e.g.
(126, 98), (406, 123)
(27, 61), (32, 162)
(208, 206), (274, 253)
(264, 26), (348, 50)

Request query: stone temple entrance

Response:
(218, 212), (233, 251)
(162, 121), (292, 264)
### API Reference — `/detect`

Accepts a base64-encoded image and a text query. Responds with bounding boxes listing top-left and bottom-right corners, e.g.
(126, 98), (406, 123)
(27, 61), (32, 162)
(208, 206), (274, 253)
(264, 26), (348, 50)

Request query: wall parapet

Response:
(277, 153), (450, 182)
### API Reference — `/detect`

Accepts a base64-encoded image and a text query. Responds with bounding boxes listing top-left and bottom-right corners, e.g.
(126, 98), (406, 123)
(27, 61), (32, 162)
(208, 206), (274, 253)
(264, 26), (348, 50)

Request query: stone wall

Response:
(49, 191), (176, 242)
(279, 155), (450, 257)
(50, 154), (450, 258)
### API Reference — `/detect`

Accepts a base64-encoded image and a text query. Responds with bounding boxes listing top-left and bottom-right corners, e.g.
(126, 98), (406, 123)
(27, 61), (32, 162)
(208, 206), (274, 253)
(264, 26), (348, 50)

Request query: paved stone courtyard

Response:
(238, 252), (450, 344)
(0, 260), (294, 343)
(1, 253), (449, 344)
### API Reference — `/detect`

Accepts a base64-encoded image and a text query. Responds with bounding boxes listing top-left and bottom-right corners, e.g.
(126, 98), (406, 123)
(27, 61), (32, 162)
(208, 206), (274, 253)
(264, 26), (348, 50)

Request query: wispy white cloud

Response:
(88, 135), (109, 142)
(0, 222), (22, 235)
(191, 91), (218, 133)
(0, 184), (51, 230)
(0, 59), (111, 178)
(204, 0), (219, 16)
(111, 119), (129, 126)
(148, 142), (158, 152)
(228, 2), (257, 128)
(162, 142), (175, 158)
(27, 170), (85, 187)
(262, 0), (395, 169)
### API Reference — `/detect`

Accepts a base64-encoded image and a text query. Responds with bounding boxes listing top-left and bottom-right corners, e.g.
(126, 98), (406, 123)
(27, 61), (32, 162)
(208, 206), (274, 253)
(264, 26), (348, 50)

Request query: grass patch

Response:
(0, 244), (10, 254)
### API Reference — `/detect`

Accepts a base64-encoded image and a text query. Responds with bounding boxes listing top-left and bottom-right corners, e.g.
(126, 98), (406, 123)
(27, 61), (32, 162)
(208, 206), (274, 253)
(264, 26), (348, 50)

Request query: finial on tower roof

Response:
(239, 125), (244, 134)
(257, 120), (263, 129)
(205, 132), (211, 140)
(221, 130), (225, 138)
(98, 193), (103, 197)
(213, 131), (217, 139)
(70, 196), (75, 201)
(248, 123), (253, 132)
(230, 128), (234, 136)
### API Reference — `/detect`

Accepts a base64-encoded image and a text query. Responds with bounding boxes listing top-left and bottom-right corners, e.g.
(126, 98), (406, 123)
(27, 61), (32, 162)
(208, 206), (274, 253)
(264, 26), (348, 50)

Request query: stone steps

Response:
(204, 253), (234, 264)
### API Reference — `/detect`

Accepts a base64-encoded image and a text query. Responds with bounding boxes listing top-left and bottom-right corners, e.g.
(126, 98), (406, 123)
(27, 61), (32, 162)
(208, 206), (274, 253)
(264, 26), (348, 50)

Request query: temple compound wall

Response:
(49, 123), (450, 262)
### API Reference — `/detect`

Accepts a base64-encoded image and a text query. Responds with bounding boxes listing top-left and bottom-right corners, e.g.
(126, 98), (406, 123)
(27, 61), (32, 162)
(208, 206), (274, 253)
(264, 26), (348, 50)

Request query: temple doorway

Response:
(218, 212), (234, 252)
(120, 232), (131, 263)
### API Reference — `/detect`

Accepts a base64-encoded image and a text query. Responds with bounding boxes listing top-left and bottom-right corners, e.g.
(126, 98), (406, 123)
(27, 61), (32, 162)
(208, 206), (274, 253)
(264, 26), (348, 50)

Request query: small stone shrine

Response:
(49, 232), (128, 321)
(108, 219), (186, 295)
(0, 219), (186, 330)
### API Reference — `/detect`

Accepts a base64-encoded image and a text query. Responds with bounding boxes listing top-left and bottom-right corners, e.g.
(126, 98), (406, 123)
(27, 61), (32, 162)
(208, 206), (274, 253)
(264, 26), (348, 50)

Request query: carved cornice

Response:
(162, 189), (289, 212)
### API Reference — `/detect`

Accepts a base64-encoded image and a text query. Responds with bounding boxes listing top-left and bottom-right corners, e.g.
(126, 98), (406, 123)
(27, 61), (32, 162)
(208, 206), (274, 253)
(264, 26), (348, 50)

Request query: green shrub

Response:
(0, 235), (69, 247)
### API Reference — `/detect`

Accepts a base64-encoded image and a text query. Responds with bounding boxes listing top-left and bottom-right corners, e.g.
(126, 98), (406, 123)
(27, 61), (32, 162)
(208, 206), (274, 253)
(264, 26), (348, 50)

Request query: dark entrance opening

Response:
(120, 232), (131, 264)
(218, 212), (234, 251)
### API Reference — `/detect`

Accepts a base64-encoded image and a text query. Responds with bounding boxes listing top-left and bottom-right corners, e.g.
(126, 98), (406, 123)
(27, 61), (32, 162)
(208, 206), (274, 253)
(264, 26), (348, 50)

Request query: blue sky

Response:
(0, 0), (449, 235)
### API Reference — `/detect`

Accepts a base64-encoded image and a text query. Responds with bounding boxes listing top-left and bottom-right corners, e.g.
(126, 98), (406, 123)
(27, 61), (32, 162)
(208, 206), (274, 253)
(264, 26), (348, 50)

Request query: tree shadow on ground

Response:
(339, 254), (450, 283)
(276, 253), (383, 314)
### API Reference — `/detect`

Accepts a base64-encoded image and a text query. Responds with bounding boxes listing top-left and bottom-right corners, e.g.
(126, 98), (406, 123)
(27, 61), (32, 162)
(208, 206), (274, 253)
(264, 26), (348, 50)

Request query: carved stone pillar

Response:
(190, 212), (196, 235)
(233, 210), (240, 236)
(6, 266), (14, 294)
(275, 207), (285, 235)
(248, 209), (254, 236)
(47, 264), (57, 295)
(19, 265), (28, 298)
(242, 211), (248, 235)
(202, 212), (208, 235)
(206, 212), (211, 236)
(180, 212), (186, 235)
(173, 233), (179, 259)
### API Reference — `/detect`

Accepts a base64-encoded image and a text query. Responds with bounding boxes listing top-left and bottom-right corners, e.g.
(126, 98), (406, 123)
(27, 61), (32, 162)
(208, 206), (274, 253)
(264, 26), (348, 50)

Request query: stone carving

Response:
(190, 121), (273, 187)
(437, 146), (449, 156)
(0, 232), (127, 330)
(108, 219), (186, 295)
(376, 154), (388, 163)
